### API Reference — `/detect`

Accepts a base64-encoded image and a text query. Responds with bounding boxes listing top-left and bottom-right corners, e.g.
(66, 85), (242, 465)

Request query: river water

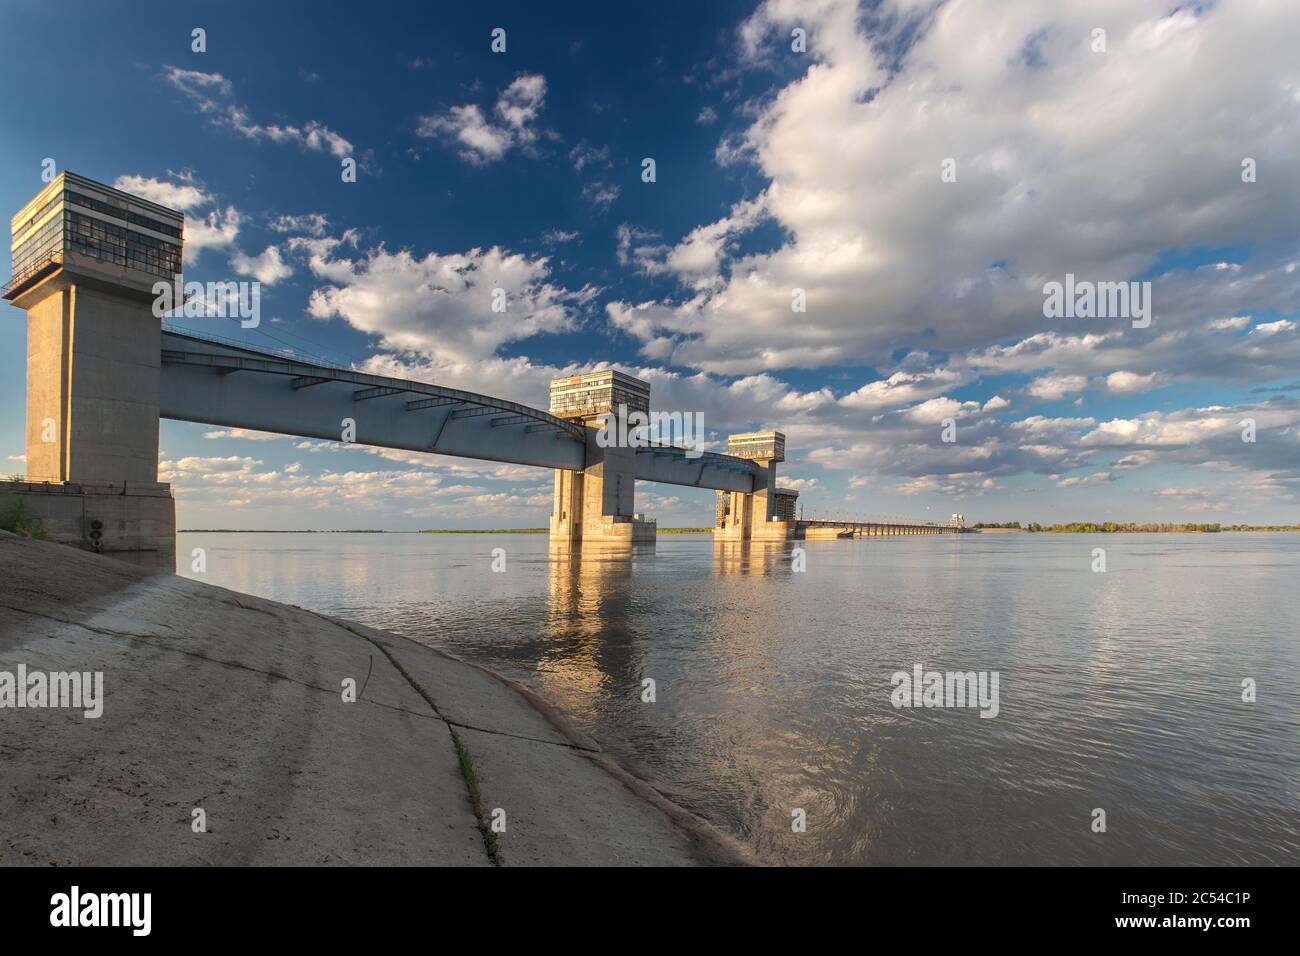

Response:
(177, 530), (1299, 866)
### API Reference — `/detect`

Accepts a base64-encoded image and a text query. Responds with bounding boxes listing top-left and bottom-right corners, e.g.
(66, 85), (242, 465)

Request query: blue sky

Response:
(2, 0), (1299, 529)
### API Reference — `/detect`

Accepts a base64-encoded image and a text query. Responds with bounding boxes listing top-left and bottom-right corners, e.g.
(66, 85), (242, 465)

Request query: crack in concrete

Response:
(443, 717), (598, 752)
(1, 602), (434, 721)
(4, 602), (601, 750)
(318, 613), (503, 865)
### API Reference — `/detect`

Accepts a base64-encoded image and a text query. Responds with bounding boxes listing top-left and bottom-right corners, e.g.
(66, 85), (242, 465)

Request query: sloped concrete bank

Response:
(0, 531), (751, 866)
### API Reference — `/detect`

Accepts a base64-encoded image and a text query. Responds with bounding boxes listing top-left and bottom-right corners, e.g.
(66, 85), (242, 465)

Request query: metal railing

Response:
(1, 249), (64, 300)
(798, 512), (959, 529)
(161, 322), (351, 371)
(160, 327), (589, 441)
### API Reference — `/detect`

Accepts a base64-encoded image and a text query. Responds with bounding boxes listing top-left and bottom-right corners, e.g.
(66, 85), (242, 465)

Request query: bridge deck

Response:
(159, 328), (759, 492)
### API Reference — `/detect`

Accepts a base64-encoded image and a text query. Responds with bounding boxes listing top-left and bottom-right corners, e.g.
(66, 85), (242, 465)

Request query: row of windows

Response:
(65, 236), (181, 278)
(549, 382), (652, 417)
(729, 439), (785, 460)
(63, 211), (182, 278)
(13, 193), (65, 243)
(13, 187), (183, 255)
(67, 210), (181, 253)
(15, 211), (183, 277)
(65, 191), (183, 239)
(13, 213), (64, 276)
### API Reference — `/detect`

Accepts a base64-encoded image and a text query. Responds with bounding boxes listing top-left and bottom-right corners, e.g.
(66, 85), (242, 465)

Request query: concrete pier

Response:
(0, 478), (174, 569)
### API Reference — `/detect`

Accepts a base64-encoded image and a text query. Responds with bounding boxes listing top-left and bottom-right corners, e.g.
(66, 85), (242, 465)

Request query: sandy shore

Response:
(0, 531), (750, 866)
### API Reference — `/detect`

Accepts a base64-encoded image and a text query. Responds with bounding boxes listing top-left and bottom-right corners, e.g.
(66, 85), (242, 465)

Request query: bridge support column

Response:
(549, 469), (583, 547)
(550, 434), (655, 547)
(17, 279), (164, 485)
(750, 459), (795, 540)
(714, 488), (753, 541)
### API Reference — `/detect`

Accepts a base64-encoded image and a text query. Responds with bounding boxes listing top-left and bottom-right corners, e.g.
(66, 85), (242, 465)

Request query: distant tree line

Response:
(972, 520), (1300, 535)
(971, 520), (1300, 532)
(1025, 522), (1226, 533)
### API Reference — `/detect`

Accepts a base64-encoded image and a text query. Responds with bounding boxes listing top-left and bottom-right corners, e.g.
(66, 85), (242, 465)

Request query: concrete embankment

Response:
(0, 531), (750, 866)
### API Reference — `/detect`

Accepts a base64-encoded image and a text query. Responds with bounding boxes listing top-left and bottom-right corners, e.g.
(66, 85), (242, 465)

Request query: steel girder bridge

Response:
(159, 328), (763, 495)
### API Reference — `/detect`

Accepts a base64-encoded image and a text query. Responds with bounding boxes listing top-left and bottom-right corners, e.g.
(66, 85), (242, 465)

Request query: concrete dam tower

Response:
(548, 369), (657, 546)
(2, 172), (182, 566)
(713, 431), (798, 541)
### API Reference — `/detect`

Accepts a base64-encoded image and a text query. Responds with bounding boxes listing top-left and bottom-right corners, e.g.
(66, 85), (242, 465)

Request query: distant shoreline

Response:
(967, 527), (1300, 534)
(178, 528), (716, 534)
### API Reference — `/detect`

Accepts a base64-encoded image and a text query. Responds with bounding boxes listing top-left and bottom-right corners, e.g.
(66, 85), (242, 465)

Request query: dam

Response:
(2, 172), (960, 564)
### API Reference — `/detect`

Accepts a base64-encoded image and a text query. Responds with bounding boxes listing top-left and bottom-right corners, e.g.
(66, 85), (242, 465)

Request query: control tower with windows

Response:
(548, 370), (656, 546)
(714, 431), (795, 540)
(2, 172), (182, 565)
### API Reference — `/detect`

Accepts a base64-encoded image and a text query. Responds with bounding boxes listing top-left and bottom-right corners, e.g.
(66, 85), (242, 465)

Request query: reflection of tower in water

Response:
(712, 539), (793, 576)
(538, 538), (800, 725)
(539, 543), (647, 715)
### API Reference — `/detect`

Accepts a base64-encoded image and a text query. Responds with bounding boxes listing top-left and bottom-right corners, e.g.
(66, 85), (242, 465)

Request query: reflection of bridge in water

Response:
(3, 172), (961, 566)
